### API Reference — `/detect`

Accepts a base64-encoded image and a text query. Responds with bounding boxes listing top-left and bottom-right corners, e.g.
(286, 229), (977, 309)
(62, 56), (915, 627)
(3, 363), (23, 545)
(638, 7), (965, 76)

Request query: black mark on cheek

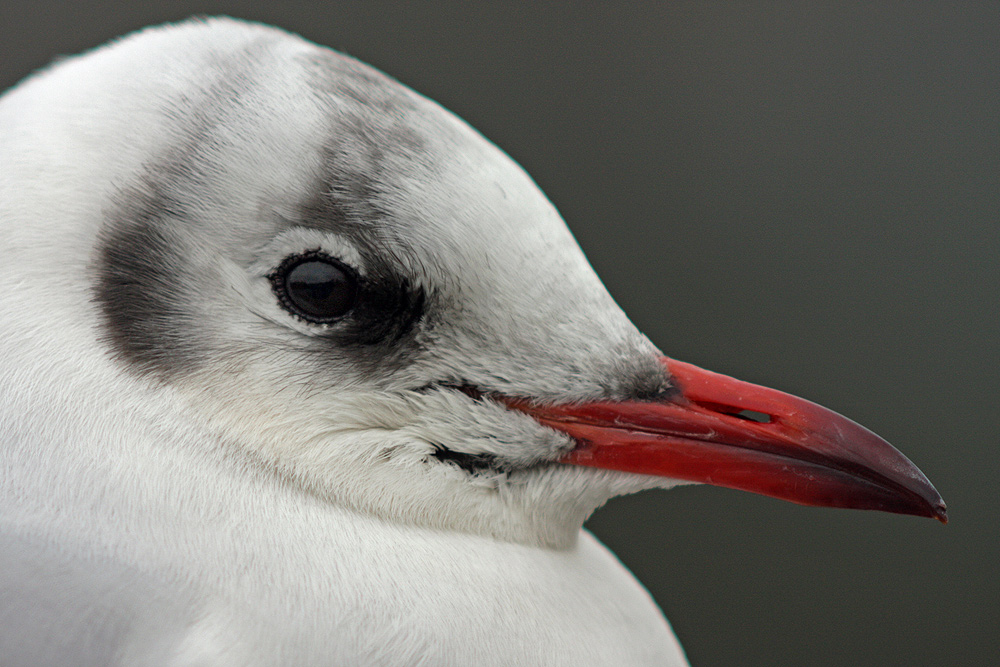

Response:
(430, 446), (503, 475)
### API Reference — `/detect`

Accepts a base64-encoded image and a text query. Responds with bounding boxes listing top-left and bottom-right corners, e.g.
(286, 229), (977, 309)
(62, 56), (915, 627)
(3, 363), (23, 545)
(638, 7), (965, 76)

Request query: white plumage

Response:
(0, 19), (685, 665)
(0, 18), (943, 667)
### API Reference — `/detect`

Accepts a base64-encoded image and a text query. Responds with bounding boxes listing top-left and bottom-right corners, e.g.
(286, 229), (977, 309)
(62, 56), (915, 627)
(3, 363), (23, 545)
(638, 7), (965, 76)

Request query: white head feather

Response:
(0, 18), (675, 548)
(0, 19), (686, 665)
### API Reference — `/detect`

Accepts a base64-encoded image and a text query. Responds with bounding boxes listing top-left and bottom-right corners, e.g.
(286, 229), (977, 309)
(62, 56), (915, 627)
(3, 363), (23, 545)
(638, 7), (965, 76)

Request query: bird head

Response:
(0, 18), (944, 548)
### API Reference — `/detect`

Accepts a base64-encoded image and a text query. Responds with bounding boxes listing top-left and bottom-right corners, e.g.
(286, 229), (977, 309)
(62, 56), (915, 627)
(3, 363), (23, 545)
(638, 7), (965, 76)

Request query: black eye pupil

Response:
(280, 258), (358, 322)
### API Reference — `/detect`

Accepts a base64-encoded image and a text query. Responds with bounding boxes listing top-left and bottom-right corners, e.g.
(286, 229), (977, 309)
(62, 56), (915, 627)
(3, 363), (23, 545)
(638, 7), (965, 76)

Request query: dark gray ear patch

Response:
(93, 176), (211, 381)
(91, 37), (283, 382)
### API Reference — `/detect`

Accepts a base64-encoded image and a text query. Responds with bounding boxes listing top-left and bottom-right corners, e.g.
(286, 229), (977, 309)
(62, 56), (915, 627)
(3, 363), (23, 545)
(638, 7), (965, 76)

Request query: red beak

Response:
(511, 357), (946, 522)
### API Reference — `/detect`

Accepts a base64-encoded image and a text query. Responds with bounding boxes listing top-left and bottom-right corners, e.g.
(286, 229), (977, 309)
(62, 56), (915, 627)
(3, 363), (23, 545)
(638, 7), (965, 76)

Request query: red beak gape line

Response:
(513, 357), (946, 522)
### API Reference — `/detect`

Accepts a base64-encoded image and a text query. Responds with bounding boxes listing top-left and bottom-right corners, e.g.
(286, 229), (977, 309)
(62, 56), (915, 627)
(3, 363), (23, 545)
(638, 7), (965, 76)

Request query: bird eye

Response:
(270, 252), (359, 323)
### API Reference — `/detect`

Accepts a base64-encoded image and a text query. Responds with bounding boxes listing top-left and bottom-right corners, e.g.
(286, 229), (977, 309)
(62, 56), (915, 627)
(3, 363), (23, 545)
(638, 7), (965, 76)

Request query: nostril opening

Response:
(691, 400), (774, 423)
(735, 409), (772, 423)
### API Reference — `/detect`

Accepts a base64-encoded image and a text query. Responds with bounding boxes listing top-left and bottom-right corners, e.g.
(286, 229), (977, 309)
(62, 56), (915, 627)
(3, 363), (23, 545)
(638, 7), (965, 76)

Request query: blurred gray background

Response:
(2, 2), (995, 665)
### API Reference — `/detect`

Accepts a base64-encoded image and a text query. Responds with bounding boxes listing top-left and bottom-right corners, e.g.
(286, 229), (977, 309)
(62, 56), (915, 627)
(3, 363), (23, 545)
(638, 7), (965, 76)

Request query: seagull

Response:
(0, 18), (945, 666)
